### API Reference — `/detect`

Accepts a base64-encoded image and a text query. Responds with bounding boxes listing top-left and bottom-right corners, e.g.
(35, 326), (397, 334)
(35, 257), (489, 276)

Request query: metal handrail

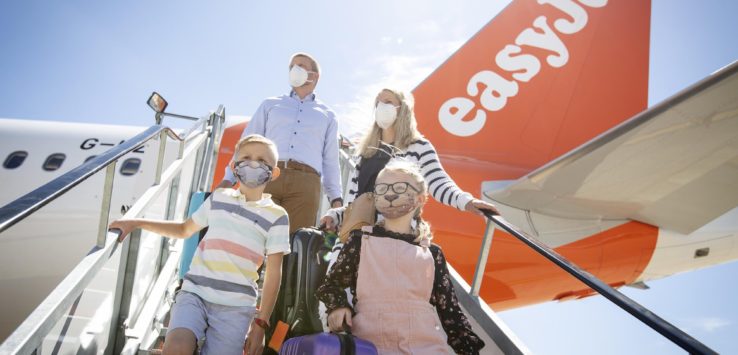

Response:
(478, 210), (717, 355)
(197, 105), (225, 192)
(0, 125), (189, 235)
(338, 134), (357, 168)
(0, 123), (212, 355)
(0, 230), (121, 355)
(339, 133), (356, 147)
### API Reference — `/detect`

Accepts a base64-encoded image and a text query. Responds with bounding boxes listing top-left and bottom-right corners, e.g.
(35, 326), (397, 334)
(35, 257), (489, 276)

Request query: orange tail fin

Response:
(414, 0), (650, 171)
(412, 0), (652, 309)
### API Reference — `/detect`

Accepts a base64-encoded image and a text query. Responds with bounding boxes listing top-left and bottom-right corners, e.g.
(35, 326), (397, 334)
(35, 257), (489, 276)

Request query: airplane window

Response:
(43, 153), (66, 171)
(3, 151), (28, 169)
(694, 247), (710, 258)
(85, 155), (97, 163)
(120, 158), (141, 176)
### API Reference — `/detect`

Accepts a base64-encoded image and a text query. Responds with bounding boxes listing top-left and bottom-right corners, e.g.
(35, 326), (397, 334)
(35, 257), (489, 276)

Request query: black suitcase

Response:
(265, 227), (332, 353)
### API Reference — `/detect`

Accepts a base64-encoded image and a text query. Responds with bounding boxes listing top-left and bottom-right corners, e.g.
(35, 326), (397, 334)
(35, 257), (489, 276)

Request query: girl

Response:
(315, 159), (485, 354)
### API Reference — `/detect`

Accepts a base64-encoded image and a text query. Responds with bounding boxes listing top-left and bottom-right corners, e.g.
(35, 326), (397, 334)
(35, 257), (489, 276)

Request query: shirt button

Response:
(291, 145), (294, 148)
(294, 132), (297, 134)
(299, 109), (302, 112)
(298, 120), (301, 123)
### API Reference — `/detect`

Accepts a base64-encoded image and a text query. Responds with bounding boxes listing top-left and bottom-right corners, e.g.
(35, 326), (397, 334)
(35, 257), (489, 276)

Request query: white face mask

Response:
(289, 65), (314, 88)
(374, 102), (398, 129)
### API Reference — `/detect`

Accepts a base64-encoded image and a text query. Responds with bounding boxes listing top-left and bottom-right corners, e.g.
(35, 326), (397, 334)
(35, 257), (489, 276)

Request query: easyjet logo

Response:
(439, 0), (608, 137)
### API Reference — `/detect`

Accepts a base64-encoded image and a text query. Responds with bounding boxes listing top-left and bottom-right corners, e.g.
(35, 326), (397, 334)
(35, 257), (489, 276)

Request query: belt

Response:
(276, 160), (319, 175)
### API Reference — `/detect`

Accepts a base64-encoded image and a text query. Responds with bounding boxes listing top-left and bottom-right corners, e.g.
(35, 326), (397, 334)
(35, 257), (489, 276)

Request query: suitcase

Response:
(279, 332), (378, 355)
(265, 227), (332, 353)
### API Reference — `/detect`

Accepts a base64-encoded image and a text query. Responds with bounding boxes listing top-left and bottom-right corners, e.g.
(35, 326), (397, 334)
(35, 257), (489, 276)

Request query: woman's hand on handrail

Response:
(465, 199), (500, 217)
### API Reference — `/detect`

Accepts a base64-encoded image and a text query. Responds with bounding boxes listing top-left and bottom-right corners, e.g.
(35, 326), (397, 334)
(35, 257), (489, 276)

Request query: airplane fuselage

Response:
(0, 118), (175, 339)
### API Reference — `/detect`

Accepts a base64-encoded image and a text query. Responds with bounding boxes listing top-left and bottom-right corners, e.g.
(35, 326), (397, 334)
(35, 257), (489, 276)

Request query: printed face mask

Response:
(374, 102), (398, 129)
(374, 189), (419, 219)
(233, 160), (273, 188)
(289, 65), (314, 87)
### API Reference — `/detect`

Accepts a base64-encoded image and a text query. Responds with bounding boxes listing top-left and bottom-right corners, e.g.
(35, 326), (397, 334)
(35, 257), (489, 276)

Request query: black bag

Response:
(265, 227), (331, 353)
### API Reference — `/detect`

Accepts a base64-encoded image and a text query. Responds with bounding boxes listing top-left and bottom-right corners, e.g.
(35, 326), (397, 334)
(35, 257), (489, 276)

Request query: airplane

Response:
(1, 0), (737, 344)
(210, 0), (738, 312)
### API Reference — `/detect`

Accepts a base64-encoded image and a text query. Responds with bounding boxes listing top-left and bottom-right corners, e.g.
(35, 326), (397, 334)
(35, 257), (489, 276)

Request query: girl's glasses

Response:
(374, 182), (420, 195)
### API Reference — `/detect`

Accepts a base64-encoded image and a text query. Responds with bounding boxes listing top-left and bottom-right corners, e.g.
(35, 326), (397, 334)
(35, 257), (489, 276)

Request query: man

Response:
(219, 52), (343, 234)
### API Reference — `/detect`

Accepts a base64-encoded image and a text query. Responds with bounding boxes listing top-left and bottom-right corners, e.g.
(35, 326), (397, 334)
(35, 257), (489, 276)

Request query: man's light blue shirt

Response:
(223, 91), (342, 201)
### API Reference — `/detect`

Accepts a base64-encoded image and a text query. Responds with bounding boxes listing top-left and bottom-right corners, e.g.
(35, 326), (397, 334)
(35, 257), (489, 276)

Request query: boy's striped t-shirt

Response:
(183, 188), (290, 307)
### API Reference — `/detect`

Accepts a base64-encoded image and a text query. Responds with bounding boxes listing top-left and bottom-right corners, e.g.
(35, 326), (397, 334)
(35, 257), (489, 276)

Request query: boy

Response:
(110, 134), (289, 355)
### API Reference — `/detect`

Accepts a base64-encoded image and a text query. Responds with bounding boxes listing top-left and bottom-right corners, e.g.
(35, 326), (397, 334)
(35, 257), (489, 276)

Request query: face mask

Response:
(374, 192), (419, 219)
(232, 160), (273, 188)
(289, 65), (313, 87)
(374, 102), (398, 129)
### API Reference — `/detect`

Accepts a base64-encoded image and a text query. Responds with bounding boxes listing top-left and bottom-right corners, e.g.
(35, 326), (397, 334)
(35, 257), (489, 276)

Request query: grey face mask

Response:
(233, 160), (273, 188)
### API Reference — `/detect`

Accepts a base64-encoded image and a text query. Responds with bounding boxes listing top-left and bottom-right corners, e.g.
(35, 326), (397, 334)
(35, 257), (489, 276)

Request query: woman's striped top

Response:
(327, 138), (473, 227)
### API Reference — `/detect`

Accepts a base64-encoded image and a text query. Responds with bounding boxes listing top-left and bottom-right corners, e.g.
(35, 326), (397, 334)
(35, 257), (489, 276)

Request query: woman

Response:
(316, 159), (485, 354)
(321, 88), (498, 236)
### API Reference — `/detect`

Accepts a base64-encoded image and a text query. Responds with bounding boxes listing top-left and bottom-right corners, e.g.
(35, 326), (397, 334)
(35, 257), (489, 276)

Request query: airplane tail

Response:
(413, 0), (650, 171)
(411, 0), (652, 308)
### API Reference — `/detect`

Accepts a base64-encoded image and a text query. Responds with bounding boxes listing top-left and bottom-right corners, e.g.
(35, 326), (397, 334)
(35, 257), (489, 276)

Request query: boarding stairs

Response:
(0, 104), (718, 354)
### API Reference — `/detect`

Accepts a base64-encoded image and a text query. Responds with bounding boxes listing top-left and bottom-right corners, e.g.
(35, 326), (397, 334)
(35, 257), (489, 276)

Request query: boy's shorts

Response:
(167, 291), (256, 355)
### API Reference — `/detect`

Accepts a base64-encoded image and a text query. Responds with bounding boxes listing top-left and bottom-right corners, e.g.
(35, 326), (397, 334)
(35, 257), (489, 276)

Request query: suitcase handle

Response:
(328, 321), (354, 355)
(336, 332), (356, 355)
(328, 320), (352, 335)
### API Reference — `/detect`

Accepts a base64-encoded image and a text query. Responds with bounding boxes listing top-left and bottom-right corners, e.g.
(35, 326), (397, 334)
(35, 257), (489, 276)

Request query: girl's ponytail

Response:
(413, 207), (432, 245)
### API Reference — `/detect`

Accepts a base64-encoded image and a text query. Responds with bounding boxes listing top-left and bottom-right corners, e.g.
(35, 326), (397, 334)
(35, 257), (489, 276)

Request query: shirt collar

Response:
(253, 193), (275, 206)
(290, 90), (316, 102)
(229, 189), (275, 207)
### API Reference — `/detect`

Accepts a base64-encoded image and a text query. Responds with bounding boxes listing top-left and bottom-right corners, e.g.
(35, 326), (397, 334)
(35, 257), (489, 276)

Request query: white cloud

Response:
(414, 20), (442, 34)
(333, 24), (465, 139)
(691, 317), (732, 332)
(685, 317), (733, 333)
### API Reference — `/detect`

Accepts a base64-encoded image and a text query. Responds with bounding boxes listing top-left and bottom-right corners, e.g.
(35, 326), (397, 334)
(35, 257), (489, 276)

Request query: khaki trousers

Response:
(265, 168), (321, 235)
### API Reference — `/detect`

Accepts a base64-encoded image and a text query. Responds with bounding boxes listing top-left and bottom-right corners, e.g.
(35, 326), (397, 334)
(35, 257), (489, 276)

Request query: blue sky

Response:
(2, 1), (737, 354)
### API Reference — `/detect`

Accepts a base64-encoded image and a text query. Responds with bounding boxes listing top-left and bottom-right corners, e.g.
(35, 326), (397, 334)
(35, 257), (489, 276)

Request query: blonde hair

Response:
(234, 134), (279, 165)
(289, 52), (321, 74)
(379, 158), (432, 242)
(356, 89), (424, 159)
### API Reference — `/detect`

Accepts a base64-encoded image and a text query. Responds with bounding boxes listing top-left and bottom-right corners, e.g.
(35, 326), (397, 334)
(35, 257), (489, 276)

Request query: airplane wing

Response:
(486, 60), (738, 235)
